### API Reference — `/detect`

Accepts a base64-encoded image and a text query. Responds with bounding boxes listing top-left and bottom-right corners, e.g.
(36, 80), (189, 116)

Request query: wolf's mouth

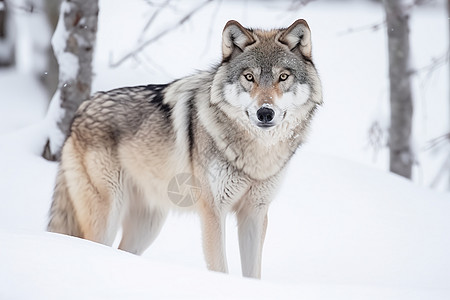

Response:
(256, 123), (275, 129)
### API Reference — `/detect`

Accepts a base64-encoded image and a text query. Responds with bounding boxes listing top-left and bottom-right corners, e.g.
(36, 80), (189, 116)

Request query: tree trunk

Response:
(42, 0), (99, 161)
(41, 0), (61, 97)
(0, 0), (15, 66)
(383, 0), (414, 179)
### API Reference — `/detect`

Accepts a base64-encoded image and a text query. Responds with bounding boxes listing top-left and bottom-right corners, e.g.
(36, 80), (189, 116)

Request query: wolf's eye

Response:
(244, 74), (254, 82)
(279, 73), (289, 81)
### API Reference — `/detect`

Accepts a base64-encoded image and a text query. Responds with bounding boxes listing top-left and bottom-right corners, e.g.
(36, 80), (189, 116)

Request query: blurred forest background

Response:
(0, 0), (448, 190)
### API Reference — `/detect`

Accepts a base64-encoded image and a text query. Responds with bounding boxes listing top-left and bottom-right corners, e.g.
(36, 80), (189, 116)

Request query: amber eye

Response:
(279, 73), (289, 81)
(244, 74), (254, 82)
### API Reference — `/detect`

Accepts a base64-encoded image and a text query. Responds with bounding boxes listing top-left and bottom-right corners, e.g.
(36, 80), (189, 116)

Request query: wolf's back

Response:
(47, 167), (82, 237)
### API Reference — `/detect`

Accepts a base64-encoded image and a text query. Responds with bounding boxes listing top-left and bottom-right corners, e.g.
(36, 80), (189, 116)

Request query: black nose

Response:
(256, 107), (275, 124)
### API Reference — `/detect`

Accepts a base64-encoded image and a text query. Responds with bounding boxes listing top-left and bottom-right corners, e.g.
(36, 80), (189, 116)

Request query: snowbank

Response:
(0, 126), (449, 299)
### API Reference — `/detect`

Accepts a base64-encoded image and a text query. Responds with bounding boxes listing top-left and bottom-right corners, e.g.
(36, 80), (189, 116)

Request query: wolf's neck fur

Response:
(207, 104), (312, 181)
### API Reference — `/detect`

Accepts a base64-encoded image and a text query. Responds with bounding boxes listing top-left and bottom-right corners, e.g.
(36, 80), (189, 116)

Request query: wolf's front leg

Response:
(237, 201), (269, 279)
(199, 200), (228, 273)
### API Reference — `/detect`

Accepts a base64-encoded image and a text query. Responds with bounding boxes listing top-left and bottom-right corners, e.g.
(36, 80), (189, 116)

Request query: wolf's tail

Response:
(47, 168), (82, 237)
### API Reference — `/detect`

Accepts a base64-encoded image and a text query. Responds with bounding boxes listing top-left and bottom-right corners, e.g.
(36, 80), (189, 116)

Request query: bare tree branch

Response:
(140, 49), (174, 79)
(8, 0), (44, 14)
(338, 0), (438, 36)
(410, 50), (449, 76)
(367, 120), (388, 161)
(139, 0), (171, 43)
(142, 0), (174, 8)
(337, 20), (386, 36)
(423, 133), (450, 151)
(288, 0), (316, 10)
(110, 0), (213, 68)
(430, 151), (450, 188)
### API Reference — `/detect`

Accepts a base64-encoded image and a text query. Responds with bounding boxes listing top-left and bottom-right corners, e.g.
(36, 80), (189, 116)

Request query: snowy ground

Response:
(1, 0), (449, 299)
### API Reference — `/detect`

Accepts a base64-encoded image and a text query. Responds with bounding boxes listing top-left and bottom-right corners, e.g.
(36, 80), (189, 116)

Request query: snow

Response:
(1, 0), (449, 299)
(0, 132), (449, 298)
(1, 230), (449, 300)
(0, 232), (302, 300)
(44, 89), (68, 155)
(0, 69), (48, 135)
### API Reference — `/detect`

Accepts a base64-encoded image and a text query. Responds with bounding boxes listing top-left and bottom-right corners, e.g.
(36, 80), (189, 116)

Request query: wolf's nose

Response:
(256, 107), (275, 123)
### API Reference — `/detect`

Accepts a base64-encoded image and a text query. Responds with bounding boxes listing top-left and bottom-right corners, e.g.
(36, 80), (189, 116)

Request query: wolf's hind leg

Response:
(62, 139), (124, 246)
(119, 186), (168, 255)
(48, 168), (83, 237)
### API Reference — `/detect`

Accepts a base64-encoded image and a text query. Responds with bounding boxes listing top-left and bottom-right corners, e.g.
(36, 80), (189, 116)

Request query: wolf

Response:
(47, 19), (322, 279)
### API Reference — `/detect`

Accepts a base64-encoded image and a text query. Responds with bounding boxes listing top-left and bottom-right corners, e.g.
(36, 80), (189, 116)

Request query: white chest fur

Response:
(206, 158), (251, 208)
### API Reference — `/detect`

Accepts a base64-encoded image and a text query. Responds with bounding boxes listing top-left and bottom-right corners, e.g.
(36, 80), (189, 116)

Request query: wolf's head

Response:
(212, 19), (322, 133)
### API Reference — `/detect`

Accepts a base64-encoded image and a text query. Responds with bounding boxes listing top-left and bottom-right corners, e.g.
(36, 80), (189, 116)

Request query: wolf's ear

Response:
(222, 20), (255, 61)
(279, 19), (312, 58)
